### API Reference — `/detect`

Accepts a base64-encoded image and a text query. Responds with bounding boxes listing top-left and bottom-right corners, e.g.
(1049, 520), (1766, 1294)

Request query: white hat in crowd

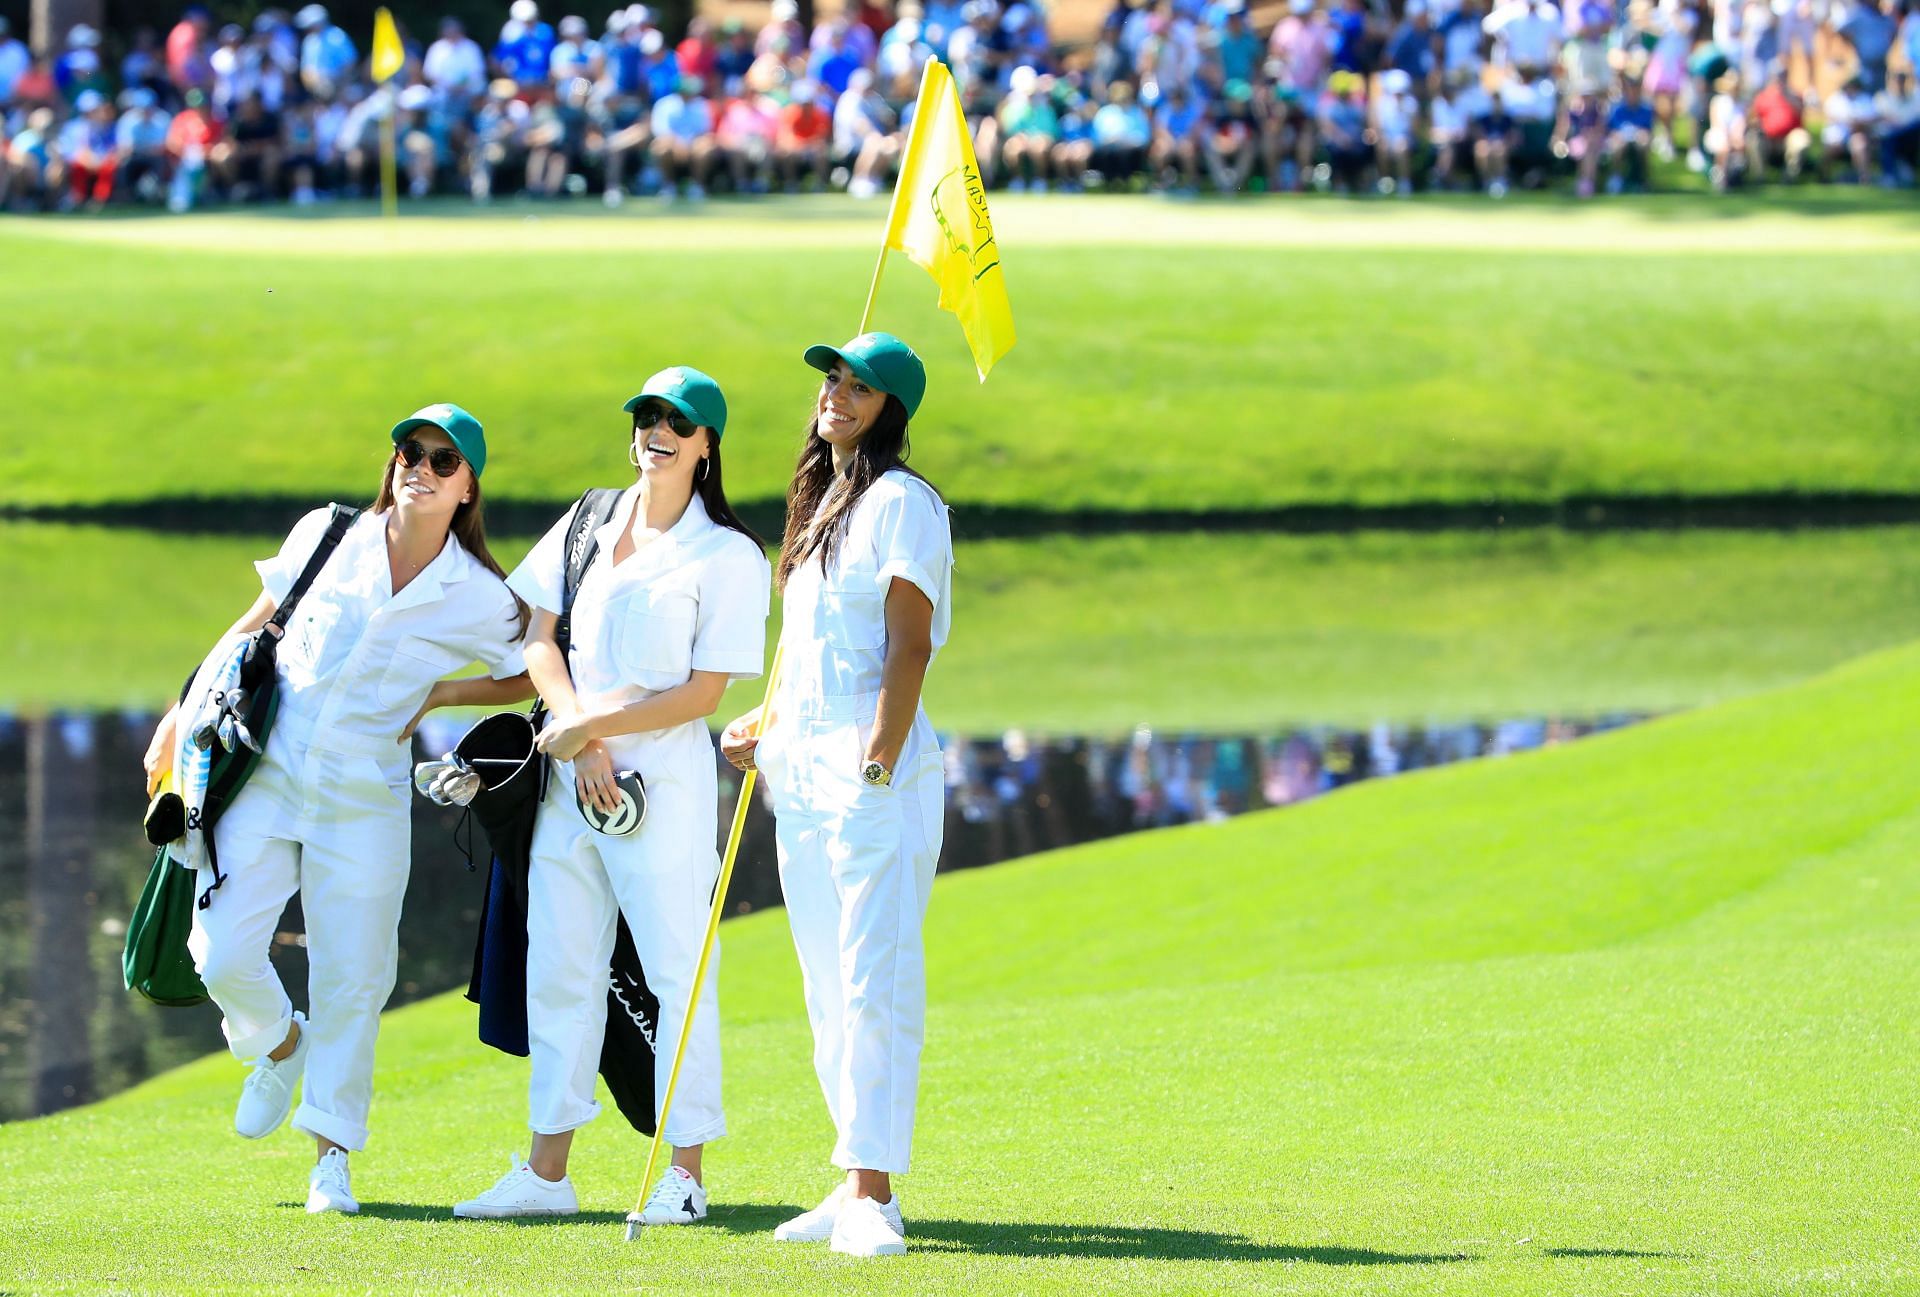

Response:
(641, 27), (664, 53)
(560, 14), (588, 35)
(68, 22), (101, 46)
(1382, 68), (1413, 93)
(772, 0), (799, 18)
(510, 0), (540, 22)
(294, 4), (329, 30)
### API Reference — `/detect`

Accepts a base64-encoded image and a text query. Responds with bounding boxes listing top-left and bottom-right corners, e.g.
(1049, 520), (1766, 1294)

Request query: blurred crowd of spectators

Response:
(3, 0), (1916, 211)
(936, 715), (1641, 866)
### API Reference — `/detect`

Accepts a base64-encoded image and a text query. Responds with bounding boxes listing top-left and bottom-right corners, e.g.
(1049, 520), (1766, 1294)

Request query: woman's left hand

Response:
(536, 710), (597, 763)
(398, 682), (446, 744)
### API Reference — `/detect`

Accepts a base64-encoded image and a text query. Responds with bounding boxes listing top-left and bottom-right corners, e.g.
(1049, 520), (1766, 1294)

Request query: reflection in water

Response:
(0, 708), (1641, 1122)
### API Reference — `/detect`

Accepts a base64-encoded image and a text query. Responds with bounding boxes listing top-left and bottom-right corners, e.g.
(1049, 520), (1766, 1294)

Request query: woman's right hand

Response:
(143, 707), (178, 796)
(573, 738), (620, 815)
(720, 707), (762, 772)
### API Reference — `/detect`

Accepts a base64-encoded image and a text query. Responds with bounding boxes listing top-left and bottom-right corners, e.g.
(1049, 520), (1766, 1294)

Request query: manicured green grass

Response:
(8, 521), (1920, 729)
(3, 638), (1917, 1295)
(3, 197), (1918, 514)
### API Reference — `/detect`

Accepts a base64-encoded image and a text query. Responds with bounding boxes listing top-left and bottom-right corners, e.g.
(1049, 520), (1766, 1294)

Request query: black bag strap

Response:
(533, 489), (622, 802)
(268, 504), (363, 633)
(556, 488), (624, 657)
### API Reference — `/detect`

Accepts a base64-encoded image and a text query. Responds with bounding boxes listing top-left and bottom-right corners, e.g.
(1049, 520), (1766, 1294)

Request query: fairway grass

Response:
(9, 522), (1920, 728)
(4, 198), (1919, 514)
(4, 640), (1918, 1295)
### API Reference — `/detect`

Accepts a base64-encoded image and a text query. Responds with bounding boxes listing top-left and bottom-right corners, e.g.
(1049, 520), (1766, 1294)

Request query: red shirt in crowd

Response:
(1753, 83), (1801, 139)
(677, 34), (717, 83)
(166, 19), (207, 88)
(165, 106), (222, 157)
(778, 101), (829, 148)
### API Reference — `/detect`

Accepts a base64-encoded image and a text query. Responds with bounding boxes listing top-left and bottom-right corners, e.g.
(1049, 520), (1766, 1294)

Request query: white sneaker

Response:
(307, 1148), (359, 1215)
(636, 1164), (707, 1225)
(830, 1194), (907, 1257)
(773, 1183), (849, 1242)
(603, 186), (625, 208)
(235, 1012), (307, 1139)
(453, 1155), (579, 1219)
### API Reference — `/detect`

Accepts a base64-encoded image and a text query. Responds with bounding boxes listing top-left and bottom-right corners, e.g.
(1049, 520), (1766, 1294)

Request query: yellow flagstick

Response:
(625, 646), (784, 1241)
(370, 7), (404, 219)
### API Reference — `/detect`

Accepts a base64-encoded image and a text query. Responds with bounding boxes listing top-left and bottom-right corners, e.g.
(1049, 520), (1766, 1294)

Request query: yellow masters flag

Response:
(371, 7), (405, 84)
(881, 59), (1015, 380)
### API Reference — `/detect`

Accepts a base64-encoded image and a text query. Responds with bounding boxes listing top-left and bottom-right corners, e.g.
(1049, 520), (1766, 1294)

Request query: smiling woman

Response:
(453, 365), (773, 1227)
(141, 402), (535, 1220)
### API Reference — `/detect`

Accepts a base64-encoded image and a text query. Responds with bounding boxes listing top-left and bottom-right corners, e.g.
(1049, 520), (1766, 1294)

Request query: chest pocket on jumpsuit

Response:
(614, 582), (696, 691)
(283, 596), (344, 688)
(377, 634), (469, 710)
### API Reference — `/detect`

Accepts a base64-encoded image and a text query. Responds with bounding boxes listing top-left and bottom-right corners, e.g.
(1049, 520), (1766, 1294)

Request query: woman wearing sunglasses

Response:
(141, 404), (531, 1215)
(719, 333), (953, 1258)
(454, 367), (770, 1224)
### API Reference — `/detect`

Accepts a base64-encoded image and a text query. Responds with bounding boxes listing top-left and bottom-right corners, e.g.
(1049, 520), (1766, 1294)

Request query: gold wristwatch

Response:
(861, 760), (892, 787)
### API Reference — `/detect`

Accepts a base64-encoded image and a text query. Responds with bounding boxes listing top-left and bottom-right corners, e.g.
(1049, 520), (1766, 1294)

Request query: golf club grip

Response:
(626, 647), (783, 1224)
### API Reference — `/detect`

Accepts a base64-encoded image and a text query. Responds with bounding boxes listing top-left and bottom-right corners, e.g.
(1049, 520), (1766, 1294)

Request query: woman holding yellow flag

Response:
(721, 333), (953, 1259)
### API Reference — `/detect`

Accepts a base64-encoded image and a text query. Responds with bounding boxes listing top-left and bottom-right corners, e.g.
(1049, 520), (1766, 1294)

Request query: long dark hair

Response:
(775, 395), (937, 592)
(372, 450), (530, 639)
(660, 424), (765, 551)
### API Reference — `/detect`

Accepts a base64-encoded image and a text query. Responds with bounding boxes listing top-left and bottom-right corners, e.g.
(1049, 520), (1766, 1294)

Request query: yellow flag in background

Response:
(371, 7), (405, 84)
(882, 59), (1015, 380)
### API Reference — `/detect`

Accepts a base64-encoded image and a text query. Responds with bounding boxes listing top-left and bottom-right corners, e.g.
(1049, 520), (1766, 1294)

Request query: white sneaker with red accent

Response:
(636, 1165), (707, 1225)
(829, 1194), (907, 1257)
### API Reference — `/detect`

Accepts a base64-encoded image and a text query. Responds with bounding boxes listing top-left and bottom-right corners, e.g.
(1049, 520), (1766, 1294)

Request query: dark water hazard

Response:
(13, 491), (1920, 541)
(0, 707), (1643, 1123)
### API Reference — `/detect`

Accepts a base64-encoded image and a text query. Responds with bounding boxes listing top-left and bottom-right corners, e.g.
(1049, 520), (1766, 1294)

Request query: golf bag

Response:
(461, 487), (664, 1135)
(122, 504), (361, 1006)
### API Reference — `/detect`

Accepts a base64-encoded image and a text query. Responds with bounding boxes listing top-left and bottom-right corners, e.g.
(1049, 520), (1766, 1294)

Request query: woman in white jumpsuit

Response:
(454, 366), (771, 1224)
(722, 332), (953, 1259)
(140, 405), (532, 1216)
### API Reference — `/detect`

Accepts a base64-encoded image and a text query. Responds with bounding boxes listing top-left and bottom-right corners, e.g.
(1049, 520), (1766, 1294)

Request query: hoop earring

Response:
(698, 456), (710, 483)
(628, 442), (643, 469)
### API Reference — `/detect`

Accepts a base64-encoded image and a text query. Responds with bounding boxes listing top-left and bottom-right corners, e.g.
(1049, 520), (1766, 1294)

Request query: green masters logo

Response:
(929, 164), (1000, 282)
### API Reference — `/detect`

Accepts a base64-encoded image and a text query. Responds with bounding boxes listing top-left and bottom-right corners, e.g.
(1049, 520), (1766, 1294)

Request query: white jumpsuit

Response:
(190, 507), (527, 1152)
(506, 488), (770, 1143)
(756, 469), (953, 1175)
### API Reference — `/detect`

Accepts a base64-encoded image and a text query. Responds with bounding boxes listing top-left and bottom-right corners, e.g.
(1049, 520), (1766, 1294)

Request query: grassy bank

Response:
(2, 639), (1916, 1293)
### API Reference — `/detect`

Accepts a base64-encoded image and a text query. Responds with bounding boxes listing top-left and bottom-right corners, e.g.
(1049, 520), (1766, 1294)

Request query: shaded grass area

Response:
(3, 204), (1918, 515)
(7, 521), (1920, 730)
(2, 642), (1917, 1294)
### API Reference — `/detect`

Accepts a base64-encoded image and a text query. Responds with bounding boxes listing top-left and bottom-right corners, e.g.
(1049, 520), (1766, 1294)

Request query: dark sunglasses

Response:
(632, 402), (698, 438)
(396, 439), (466, 478)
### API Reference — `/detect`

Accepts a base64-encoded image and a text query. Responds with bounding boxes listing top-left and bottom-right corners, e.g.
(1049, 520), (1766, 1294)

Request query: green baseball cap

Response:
(802, 332), (927, 419)
(390, 402), (487, 477)
(623, 365), (728, 439)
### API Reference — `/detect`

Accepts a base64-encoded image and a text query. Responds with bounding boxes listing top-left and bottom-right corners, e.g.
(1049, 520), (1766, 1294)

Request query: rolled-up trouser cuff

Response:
(666, 1116), (726, 1148)
(224, 1011), (294, 1064)
(530, 1098), (601, 1137)
(293, 1101), (369, 1152)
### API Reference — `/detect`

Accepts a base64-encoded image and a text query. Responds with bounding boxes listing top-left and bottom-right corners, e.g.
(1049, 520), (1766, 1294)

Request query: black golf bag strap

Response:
(193, 505), (359, 911)
(557, 488), (624, 657)
(267, 504), (363, 635)
(534, 488), (623, 801)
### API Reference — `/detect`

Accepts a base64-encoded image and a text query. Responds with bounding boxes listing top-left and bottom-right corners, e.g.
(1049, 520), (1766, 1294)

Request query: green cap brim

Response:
(622, 391), (704, 426)
(390, 413), (486, 477)
(803, 343), (889, 396)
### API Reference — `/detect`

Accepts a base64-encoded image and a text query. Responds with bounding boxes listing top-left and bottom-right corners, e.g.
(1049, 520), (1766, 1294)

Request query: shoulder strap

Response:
(554, 488), (624, 657)
(563, 488), (625, 611)
(267, 504), (363, 632)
